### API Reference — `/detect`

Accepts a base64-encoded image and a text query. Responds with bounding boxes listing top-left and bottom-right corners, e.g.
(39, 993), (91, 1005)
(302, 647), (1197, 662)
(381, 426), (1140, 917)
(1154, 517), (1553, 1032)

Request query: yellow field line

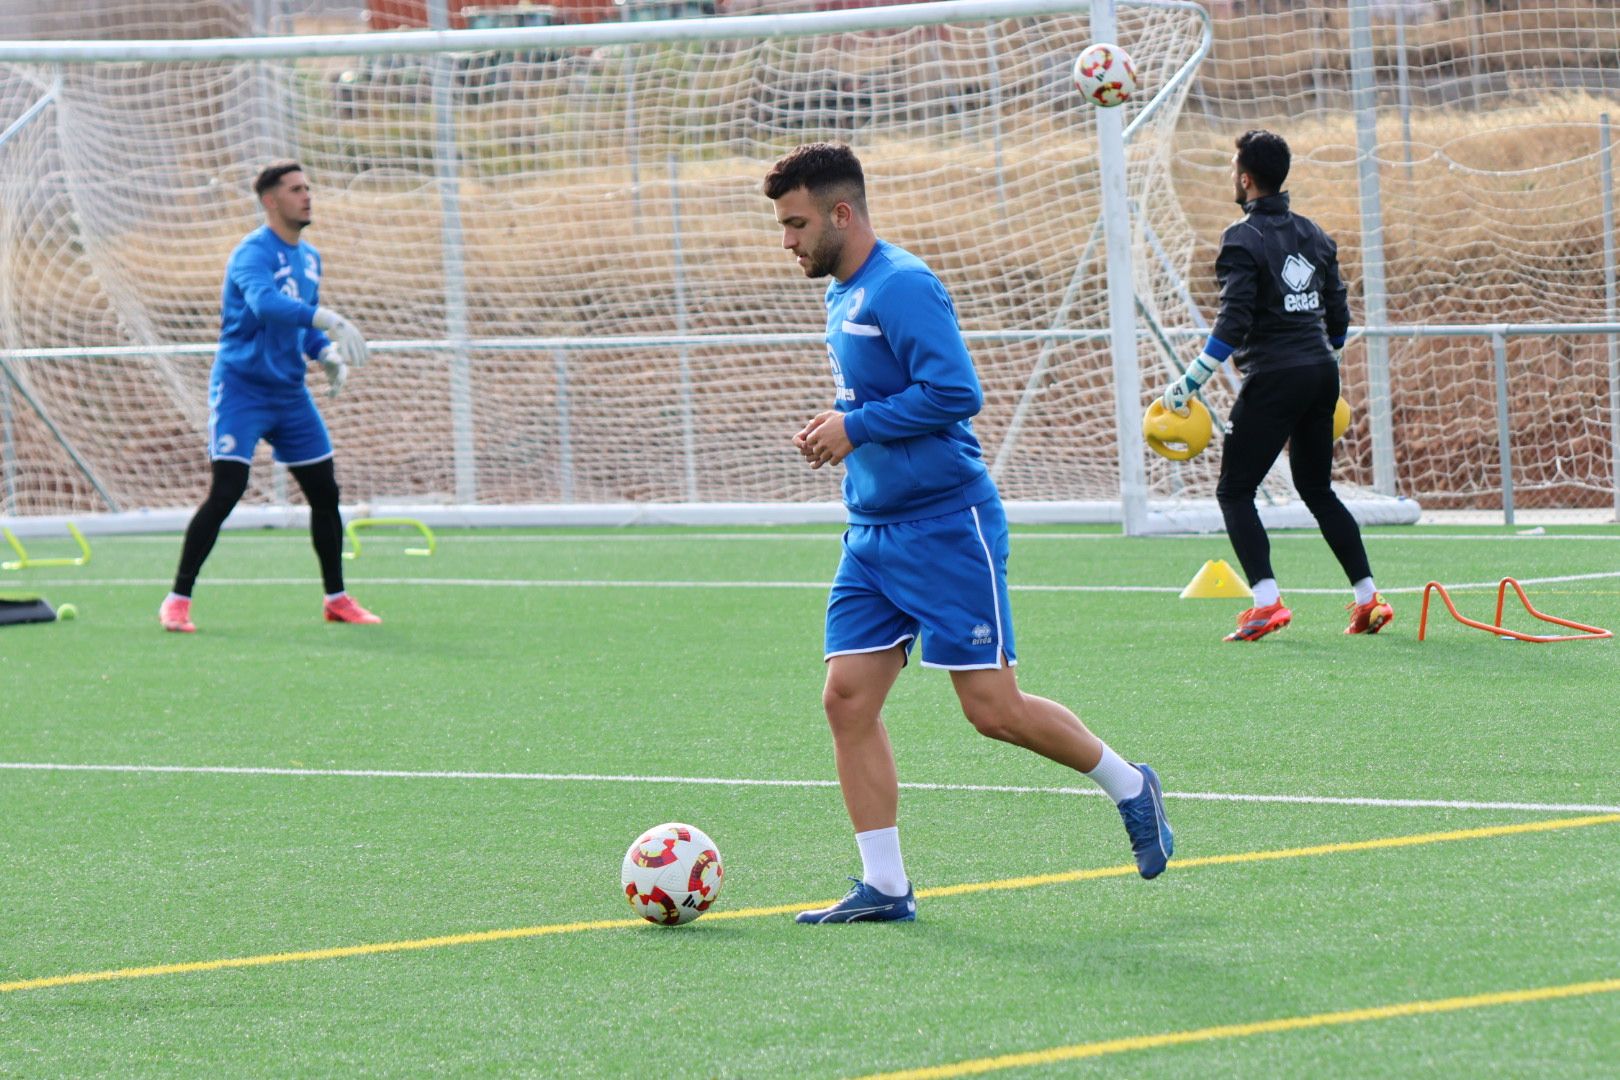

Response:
(4, 813), (1615, 995)
(853, 977), (1620, 1079)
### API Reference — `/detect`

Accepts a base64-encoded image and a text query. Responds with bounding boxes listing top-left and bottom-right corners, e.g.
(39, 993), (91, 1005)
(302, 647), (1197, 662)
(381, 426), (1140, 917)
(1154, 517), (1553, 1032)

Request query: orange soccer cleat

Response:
(159, 596), (196, 633)
(323, 594), (382, 624)
(1345, 594), (1395, 635)
(1223, 600), (1292, 642)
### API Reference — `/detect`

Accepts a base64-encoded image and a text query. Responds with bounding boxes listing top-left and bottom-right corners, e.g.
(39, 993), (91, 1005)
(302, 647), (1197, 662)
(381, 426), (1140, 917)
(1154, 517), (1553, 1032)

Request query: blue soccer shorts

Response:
(825, 499), (1016, 671)
(207, 379), (334, 467)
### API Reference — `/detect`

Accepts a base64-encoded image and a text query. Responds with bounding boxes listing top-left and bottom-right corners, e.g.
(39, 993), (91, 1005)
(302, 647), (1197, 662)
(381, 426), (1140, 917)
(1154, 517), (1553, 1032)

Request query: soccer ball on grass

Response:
(1073, 42), (1138, 108)
(621, 822), (724, 926)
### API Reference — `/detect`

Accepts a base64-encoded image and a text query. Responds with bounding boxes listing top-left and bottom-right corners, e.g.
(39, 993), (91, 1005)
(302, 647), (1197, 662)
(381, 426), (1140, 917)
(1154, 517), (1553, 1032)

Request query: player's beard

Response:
(800, 231), (843, 279)
(273, 209), (312, 234)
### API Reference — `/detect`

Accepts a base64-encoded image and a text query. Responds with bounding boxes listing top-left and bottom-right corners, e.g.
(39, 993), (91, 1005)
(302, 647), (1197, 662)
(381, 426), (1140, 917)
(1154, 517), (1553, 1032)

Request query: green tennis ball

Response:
(56, 603), (78, 620)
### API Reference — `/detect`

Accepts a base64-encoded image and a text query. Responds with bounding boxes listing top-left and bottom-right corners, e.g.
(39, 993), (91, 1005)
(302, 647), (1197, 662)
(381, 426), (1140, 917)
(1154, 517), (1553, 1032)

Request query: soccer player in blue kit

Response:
(159, 161), (380, 633)
(765, 143), (1173, 923)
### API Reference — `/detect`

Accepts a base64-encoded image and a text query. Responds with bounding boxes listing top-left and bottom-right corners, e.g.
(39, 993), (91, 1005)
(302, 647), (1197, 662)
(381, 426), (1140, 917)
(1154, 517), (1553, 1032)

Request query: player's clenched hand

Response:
(792, 413), (826, 465)
(1159, 376), (1194, 416)
(1160, 350), (1220, 416)
(794, 410), (852, 470)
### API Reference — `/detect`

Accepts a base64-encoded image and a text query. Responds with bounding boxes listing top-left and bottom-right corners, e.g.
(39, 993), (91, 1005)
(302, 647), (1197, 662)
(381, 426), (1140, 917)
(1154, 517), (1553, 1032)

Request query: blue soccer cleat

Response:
(1117, 763), (1173, 879)
(795, 878), (917, 924)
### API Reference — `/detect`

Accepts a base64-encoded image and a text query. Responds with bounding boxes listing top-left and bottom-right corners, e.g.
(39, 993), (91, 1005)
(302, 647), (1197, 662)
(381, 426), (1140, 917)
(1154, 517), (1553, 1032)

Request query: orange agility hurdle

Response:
(1418, 577), (1612, 643)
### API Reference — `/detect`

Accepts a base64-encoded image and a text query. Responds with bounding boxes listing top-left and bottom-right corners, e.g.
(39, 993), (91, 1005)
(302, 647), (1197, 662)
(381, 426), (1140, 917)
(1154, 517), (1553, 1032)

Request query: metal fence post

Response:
(669, 154), (697, 502)
(1395, 2), (1415, 185)
(1493, 331), (1514, 526)
(552, 348), (575, 503)
(1602, 114), (1618, 522)
(983, 21), (1010, 219)
(0, 377), (15, 512)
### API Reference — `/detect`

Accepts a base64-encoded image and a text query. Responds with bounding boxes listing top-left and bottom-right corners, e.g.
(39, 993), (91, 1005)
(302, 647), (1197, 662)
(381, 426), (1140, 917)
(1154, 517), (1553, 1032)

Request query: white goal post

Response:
(0, 0), (1428, 535)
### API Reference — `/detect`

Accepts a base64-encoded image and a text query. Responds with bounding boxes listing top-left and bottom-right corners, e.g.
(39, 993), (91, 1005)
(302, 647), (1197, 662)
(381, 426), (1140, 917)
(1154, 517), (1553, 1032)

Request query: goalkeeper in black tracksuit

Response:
(1157, 129), (1394, 642)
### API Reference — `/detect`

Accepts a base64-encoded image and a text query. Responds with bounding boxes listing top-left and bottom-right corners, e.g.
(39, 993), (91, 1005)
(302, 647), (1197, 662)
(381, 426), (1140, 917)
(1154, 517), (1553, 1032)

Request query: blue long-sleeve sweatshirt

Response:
(822, 240), (999, 524)
(212, 225), (331, 397)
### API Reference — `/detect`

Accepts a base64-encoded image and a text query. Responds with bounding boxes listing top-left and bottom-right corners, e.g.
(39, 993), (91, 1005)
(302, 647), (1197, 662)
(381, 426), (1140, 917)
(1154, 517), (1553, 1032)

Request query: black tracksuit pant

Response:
(1214, 363), (1372, 589)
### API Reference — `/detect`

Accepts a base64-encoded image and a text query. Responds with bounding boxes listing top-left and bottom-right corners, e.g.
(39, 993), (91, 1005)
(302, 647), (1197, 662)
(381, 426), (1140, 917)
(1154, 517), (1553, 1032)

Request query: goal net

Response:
(0, 0), (1232, 528)
(0, 0), (1614, 529)
(1179, 1), (1620, 517)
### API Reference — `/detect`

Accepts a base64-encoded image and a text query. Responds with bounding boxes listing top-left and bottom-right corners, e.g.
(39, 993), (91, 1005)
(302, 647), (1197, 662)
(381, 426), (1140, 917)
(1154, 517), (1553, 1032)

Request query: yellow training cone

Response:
(1180, 559), (1252, 599)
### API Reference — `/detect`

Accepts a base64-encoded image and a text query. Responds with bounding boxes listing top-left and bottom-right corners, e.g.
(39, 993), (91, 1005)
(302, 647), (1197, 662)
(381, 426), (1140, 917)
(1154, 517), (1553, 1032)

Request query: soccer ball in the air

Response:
(1073, 43), (1138, 108)
(621, 822), (724, 926)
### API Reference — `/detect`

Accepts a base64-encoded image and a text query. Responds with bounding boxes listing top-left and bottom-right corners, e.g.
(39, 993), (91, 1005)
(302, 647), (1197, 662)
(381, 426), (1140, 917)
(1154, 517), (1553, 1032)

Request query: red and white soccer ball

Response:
(1073, 42), (1138, 108)
(621, 822), (724, 926)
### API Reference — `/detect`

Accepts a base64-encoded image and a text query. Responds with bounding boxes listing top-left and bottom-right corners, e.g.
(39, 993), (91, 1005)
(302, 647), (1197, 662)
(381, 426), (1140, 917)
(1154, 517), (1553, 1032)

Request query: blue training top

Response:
(822, 239), (999, 525)
(212, 224), (331, 398)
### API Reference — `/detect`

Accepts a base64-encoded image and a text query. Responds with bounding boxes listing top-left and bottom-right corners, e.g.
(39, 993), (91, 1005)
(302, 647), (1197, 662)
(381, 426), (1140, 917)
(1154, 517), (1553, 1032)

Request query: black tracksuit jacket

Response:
(1208, 191), (1351, 375)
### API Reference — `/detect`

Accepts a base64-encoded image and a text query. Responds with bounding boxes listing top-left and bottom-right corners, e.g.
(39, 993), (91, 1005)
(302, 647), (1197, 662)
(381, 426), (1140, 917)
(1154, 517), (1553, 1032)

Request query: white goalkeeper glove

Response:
(318, 344), (348, 398)
(1159, 351), (1221, 415)
(312, 306), (369, 369)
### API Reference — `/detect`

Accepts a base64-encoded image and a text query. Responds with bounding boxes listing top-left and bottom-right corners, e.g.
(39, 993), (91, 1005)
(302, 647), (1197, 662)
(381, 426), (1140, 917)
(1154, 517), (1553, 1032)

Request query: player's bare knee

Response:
(964, 711), (1017, 744)
(961, 697), (1026, 743)
(822, 680), (877, 732)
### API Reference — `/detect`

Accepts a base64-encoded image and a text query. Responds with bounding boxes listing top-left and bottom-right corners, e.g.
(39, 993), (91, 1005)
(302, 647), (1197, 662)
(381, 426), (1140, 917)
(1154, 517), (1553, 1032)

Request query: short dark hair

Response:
(254, 160), (305, 197)
(762, 142), (865, 211)
(1235, 130), (1289, 194)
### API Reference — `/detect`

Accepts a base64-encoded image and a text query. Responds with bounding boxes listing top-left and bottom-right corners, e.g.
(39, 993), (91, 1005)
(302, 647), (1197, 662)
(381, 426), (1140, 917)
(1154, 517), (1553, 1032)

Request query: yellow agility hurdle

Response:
(3, 522), (91, 570)
(342, 517), (435, 560)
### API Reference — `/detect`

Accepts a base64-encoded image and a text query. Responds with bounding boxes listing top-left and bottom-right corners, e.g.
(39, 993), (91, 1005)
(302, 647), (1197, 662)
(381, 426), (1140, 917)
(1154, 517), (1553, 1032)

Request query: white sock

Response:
(325, 591), (346, 602)
(855, 826), (908, 896)
(165, 591), (189, 603)
(1352, 577), (1377, 605)
(1252, 578), (1280, 607)
(1086, 743), (1144, 803)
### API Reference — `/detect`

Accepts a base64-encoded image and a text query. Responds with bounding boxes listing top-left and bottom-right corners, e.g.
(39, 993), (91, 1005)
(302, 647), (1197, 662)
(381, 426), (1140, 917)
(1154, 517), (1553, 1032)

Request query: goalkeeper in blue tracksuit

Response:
(764, 143), (1172, 923)
(159, 161), (380, 633)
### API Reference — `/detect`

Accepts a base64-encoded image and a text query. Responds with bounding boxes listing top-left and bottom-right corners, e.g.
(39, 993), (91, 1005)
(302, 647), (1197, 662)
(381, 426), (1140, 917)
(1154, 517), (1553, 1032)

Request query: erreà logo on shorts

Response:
(971, 623), (992, 646)
(1282, 253), (1320, 312)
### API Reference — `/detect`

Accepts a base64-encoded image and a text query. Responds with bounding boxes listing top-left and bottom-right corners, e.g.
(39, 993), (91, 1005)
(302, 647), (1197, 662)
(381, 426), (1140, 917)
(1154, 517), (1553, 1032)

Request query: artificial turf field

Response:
(2, 523), (1617, 1077)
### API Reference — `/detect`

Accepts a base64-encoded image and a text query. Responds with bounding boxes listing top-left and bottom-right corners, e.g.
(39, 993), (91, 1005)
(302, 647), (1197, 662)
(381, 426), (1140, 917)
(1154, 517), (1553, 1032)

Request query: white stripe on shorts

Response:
(920, 504), (1014, 671)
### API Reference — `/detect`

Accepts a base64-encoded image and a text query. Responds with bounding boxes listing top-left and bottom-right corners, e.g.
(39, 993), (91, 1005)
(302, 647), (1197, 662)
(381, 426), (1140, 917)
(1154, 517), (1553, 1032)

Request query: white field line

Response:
(19, 570), (1620, 595)
(3, 761), (1616, 815)
(103, 531), (1620, 544)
